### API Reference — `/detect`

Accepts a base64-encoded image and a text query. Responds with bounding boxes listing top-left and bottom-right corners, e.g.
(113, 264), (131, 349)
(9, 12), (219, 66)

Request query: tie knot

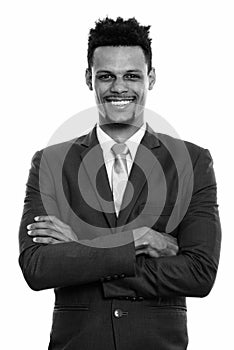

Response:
(111, 143), (129, 157)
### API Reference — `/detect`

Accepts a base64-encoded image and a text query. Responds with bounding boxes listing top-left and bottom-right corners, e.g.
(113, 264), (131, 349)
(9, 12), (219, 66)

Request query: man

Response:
(19, 17), (221, 350)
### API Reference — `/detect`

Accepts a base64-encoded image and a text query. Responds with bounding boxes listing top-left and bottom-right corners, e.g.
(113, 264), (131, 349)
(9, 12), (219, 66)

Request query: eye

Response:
(124, 73), (141, 80)
(97, 74), (114, 81)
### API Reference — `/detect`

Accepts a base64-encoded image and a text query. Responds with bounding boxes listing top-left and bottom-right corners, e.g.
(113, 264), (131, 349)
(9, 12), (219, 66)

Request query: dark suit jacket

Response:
(19, 123), (221, 350)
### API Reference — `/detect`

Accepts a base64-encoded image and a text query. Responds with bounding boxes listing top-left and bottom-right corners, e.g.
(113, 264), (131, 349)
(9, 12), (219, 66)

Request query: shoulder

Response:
(31, 133), (89, 163)
(153, 131), (209, 165)
(152, 132), (216, 186)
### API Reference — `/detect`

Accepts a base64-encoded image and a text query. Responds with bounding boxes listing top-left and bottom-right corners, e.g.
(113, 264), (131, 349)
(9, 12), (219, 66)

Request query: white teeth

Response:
(110, 100), (133, 106)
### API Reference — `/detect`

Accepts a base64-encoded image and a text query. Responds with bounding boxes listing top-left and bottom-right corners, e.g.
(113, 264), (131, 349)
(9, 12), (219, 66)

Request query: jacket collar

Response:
(80, 122), (161, 149)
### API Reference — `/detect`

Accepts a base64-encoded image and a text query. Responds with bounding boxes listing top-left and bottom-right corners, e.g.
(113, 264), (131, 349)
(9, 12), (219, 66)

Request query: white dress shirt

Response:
(96, 122), (146, 191)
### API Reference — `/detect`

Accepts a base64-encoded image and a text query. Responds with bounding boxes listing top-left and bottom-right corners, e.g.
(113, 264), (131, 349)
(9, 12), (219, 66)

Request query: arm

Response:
(18, 150), (136, 291)
(102, 148), (222, 298)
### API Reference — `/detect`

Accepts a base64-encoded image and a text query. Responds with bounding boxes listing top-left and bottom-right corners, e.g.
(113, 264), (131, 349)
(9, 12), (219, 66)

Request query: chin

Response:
(106, 113), (136, 125)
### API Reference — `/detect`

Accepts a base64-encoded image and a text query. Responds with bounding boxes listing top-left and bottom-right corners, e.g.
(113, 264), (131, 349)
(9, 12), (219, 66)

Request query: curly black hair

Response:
(87, 17), (152, 73)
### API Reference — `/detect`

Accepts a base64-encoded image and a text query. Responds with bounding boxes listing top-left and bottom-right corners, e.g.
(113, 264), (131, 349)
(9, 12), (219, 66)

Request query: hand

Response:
(27, 216), (78, 244)
(133, 226), (179, 258)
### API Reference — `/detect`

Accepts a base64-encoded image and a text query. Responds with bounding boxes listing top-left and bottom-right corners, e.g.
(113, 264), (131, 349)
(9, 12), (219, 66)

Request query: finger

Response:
(150, 231), (177, 251)
(166, 241), (179, 252)
(34, 215), (68, 228)
(33, 236), (63, 244)
(159, 247), (178, 257)
(29, 218), (68, 235)
(161, 233), (178, 246)
(136, 241), (149, 250)
(148, 249), (160, 258)
(136, 247), (160, 257)
(28, 229), (70, 242)
(149, 235), (167, 250)
(136, 249), (147, 256)
(27, 221), (56, 231)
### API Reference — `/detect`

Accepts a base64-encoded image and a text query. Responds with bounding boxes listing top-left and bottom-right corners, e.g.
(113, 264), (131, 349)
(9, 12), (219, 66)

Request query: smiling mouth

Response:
(105, 97), (136, 108)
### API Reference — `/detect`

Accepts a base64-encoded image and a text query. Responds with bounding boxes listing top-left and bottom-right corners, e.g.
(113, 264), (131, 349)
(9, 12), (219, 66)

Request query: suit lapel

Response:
(79, 125), (116, 230)
(78, 123), (161, 230)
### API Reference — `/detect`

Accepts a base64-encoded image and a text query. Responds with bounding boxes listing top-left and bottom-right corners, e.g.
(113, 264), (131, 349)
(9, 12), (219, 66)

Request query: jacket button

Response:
(114, 309), (123, 318)
(113, 274), (119, 280)
(120, 273), (126, 278)
(105, 276), (112, 281)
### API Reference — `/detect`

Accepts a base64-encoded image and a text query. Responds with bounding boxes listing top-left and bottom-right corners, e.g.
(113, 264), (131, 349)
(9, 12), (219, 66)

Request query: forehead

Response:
(92, 46), (147, 73)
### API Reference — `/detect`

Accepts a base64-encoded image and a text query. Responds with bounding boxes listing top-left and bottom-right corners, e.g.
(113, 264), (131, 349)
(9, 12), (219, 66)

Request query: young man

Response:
(19, 17), (221, 350)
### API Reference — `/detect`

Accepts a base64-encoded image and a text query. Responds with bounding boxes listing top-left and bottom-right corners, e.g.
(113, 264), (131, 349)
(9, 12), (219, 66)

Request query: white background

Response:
(1, 1), (233, 349)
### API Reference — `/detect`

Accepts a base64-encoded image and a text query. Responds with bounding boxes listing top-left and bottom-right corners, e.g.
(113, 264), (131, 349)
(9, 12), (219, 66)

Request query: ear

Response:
(148, 68), (156, 90)
(85, 68), (93, 90)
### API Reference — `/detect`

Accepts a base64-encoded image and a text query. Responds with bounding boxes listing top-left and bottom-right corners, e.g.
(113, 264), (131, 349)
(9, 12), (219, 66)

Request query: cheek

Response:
(137, 90), (147, 102)
(94, 86), (108, 101)
(132, 82), (147, 96)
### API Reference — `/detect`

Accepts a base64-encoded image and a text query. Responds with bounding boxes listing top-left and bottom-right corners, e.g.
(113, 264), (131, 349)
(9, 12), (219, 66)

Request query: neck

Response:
(99, 118), (144, 143)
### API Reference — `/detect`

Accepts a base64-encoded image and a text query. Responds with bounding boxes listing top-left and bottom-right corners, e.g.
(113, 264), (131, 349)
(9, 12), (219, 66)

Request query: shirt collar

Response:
(96, 122), (146, 161)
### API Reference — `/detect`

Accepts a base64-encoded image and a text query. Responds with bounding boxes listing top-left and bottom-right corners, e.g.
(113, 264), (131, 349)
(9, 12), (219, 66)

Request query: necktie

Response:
(111, 143), (130, 216)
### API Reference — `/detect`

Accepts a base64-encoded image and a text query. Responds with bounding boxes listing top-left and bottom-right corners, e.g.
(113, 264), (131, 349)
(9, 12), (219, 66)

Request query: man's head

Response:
(85, 17), (156, 126)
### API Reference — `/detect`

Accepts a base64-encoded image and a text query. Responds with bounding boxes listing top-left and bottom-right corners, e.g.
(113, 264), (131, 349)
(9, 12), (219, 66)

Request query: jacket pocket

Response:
(147, 305), (187, 311)
(146, 305), (187, 319)
(54, 304), (89, 312)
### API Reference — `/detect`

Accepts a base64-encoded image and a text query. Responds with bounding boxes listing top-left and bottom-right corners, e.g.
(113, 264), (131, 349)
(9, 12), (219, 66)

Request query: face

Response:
(86, 46), (156, 126)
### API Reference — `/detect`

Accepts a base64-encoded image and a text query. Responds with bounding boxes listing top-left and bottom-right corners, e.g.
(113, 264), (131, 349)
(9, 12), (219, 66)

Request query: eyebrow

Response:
(96, 69), (143, 74)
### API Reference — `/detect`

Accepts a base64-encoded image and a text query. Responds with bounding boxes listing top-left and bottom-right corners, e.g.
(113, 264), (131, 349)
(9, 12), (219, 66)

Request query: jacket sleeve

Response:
(18, 150), (136, 291)
(102, 148), (221, 298)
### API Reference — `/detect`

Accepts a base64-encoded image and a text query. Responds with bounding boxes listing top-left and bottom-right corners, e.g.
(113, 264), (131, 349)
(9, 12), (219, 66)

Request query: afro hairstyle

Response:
(87, 17), (152, 73)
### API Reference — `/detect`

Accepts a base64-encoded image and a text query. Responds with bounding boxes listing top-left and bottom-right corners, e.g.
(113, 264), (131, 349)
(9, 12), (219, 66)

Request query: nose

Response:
(110, 77), (128, 94)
